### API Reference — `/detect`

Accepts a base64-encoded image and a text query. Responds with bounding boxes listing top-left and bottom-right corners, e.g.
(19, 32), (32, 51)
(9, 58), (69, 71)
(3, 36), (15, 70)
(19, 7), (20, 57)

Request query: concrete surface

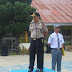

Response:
(0, 51), (72, 72)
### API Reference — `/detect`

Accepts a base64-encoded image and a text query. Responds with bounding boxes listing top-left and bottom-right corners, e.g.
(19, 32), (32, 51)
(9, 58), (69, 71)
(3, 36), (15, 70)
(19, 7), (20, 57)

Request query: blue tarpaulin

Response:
(9, 68), (56, 72)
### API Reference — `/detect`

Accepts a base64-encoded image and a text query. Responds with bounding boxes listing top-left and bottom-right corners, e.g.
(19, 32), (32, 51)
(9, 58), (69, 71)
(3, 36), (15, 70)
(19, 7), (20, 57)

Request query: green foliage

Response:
(0, 0), (32, 5)
(0, 1), (35, 38)
(65, 41), (71, 45)
(0, 2), (14, 22)
(0, 0), (7, 5)
(10, 0), (32, 5)
(5, 22), (29, 33)
(44, 40), (47, 46)
(14, 1), (32, 22)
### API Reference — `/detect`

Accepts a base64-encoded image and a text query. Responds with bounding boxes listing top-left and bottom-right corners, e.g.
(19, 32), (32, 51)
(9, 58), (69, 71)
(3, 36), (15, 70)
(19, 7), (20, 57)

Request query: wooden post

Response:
(25, 31), (28, 43)
(23, 47), (24, 55)
(19, 35), (23, 43)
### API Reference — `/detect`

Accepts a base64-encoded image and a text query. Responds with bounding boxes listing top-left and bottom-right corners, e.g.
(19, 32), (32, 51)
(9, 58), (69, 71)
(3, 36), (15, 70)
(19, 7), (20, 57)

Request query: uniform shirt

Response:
(48, 32), (64, 48)
(29, 20), (48, 38)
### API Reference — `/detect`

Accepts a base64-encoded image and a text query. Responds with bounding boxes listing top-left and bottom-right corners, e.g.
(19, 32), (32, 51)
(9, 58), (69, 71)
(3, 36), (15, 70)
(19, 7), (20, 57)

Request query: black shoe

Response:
(40, 69), (43, 72)
(28, 69), (32, 72)
(35, 69), (39, 72)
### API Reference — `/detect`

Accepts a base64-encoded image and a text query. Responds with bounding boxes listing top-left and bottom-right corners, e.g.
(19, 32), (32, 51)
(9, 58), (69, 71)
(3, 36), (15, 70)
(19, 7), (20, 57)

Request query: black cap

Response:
(31, 12), (40, 17)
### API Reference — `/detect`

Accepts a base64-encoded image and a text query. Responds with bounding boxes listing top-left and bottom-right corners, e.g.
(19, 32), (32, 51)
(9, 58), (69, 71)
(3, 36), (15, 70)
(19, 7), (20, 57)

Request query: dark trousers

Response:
(29, 38), (44, 70)
(46, 44), (51, 53)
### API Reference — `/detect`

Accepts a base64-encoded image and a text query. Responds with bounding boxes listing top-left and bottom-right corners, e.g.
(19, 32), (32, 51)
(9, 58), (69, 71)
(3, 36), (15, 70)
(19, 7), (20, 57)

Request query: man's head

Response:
(31, 12), (40, 22)
(53, 24), (60, 33)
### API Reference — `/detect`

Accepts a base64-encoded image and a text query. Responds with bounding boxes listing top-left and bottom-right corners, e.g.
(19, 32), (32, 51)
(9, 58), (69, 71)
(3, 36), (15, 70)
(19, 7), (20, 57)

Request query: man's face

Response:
(33, 16), (39, 22)
(54, 27), (60, 33)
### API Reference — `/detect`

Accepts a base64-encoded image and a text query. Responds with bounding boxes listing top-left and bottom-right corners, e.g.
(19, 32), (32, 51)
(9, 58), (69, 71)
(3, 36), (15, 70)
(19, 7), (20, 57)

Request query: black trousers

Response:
(29, 38), (44, 70)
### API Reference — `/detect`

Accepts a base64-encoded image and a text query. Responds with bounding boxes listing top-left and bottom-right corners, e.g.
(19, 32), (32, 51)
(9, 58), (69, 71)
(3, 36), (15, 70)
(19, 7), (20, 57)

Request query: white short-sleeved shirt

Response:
(48, 32), (64, 48)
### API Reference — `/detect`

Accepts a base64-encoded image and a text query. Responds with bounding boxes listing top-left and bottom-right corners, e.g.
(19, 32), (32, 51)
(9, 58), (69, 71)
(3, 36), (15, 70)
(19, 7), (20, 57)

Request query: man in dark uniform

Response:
(28, 12), (48, 72)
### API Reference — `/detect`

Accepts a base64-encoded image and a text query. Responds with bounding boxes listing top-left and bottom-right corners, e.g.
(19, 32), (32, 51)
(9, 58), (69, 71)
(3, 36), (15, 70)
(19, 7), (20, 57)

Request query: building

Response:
(31, 0), (72, 45)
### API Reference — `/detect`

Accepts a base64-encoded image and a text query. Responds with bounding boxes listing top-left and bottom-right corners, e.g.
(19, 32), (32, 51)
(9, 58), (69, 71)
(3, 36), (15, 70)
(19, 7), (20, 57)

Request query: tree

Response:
(0, 0), (7, 5)
(0, 2), (14, 38)
(9, 0), (32, 5)
(0, 0), (32, 5)
(5, 1), (35, 33)
(0, 1), (35, 46)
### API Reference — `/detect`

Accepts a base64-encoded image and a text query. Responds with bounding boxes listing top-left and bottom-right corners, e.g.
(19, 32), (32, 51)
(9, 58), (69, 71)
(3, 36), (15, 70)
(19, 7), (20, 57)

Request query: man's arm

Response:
(43, 23), (48, 39)
(44, 31), (48, 39)
(62, 44), (64, 48)
(48, 35), (52, 47)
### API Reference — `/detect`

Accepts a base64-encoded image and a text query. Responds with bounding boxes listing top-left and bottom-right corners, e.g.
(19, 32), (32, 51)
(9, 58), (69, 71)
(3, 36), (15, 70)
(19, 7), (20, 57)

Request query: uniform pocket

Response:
(38, 25), (42, 29)
(30, 27), (34, 32)
(37, 26), (43, 33)
(40, 39), (44, 47)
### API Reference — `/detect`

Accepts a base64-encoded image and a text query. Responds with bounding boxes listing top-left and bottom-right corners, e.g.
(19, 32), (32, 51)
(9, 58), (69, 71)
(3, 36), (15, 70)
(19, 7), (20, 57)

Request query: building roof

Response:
(31, 0), (72, 24)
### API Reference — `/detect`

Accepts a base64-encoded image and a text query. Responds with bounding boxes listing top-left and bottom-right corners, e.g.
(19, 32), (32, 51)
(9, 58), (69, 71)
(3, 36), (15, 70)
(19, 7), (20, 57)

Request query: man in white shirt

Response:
(48, 24), (64, 72)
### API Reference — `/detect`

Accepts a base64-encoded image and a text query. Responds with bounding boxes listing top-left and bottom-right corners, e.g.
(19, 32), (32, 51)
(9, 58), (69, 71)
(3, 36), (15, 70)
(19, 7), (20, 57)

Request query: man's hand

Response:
(62, 44), (64, 48)
(48, 43), (51, 47)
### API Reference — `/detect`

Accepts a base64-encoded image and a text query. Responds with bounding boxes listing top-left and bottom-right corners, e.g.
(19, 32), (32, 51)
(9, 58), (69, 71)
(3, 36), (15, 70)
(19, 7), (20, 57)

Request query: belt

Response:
(31, 38), (43, 40)
(51, 48), (62, 50)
